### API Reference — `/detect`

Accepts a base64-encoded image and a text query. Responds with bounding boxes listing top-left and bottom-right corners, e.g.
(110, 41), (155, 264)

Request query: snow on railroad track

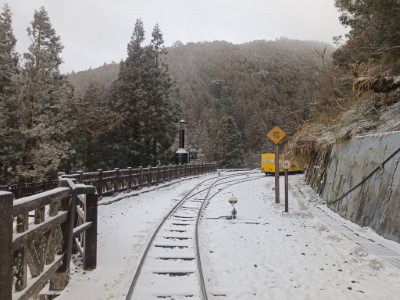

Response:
(126, 172), (261, 299)
(57, 171), (400, 300)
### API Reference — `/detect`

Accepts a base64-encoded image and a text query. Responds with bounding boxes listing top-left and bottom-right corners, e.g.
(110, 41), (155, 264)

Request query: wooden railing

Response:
(0, 163), (216, 299)
(62, 163), (216, 197)
(1, 180), (59, 199)
(3, 163), (216, 199)
(0, 179), (98, 300)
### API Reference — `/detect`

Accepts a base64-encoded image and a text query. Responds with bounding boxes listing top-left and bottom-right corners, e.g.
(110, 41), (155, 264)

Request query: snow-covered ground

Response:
(57, 170), (400, 300)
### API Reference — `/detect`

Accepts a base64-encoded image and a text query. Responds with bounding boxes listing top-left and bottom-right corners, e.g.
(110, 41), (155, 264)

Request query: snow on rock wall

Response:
(312, 131), (400, 243)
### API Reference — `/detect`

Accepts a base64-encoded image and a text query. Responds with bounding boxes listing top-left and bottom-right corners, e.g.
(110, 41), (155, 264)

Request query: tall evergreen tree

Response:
(109, 20), (177, 167)
(18, 7), (74, 180)
(0, 4), (20, 184)
(144, 24), (177, 165)
(70, 83), (119, 170)
(219, 116), (244, 168)
(107, 19), (146, 167)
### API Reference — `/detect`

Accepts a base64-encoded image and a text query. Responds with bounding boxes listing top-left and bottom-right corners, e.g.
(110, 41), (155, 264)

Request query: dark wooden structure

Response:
(62, 163), (216, 198)
(4, 163), (216, 199)
(0, 163), (216, 299)
(1, 180), (59, 199)
(0, 179), (98, 300)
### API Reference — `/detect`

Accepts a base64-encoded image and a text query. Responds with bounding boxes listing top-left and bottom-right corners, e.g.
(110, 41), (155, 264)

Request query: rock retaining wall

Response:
(306, 131), (400, 243)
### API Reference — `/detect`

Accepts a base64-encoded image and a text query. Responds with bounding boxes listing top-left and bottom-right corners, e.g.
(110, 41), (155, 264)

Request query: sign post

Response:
(267, 126), (286, 204)
(283, 160), (290, 212)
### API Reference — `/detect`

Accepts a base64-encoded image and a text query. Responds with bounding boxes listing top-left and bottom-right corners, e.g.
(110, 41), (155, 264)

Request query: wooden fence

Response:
(62, 163), (216, 197)
(4, 163), (216, 199)
(0, 179), (98, 300)
(1, 180), (59, 200)
(0, 163), (216, 299)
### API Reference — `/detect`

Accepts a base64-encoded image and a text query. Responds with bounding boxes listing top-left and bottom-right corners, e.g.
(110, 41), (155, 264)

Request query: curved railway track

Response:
(125, 171), (264, 300)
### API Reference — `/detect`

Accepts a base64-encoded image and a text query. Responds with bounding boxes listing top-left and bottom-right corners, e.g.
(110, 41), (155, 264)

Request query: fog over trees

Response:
(69, 39), (330, 170)
(3, 1), (398, 185)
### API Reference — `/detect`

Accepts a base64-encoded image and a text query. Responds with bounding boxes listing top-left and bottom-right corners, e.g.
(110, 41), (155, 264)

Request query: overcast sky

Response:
(5, 0), (347, 74)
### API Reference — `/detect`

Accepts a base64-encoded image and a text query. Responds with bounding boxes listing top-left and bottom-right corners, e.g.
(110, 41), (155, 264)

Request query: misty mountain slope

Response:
(68, 39), (333, 166)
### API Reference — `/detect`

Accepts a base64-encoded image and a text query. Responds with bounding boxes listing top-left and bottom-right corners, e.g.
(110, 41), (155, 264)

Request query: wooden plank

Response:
(12, 254), (64, 300)
(128, 167), (132, 189)
(76, 205), (85, 221)
(14, 212), (29, 291)
(13, 212), (68, 252)
(84, 193), (98, 270)
(57, 179), (77, 275)
(13, 188), (71, 216)
(0, 191), (14, 300)
(48, 181), (71, 290)
(44, 230), (55, 265)
(74, 237), (84, 256)
(34, 206), (45, 224)
(97, 169), (103, 197)
(72, 222), (92, 237)
(26, 239), (44, 277)
(74, 184), (96, 195)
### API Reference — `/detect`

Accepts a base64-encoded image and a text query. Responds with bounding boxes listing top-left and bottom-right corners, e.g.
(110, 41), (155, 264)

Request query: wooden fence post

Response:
(128, 167), (132, 190)
(148, 166), (152, 187)
(78, 170), (84, 183)
(114, 168), (120, 193)
(50, 180), (75, 291)
(14, 211), (28, 292)
(0, 191), (14, 300)
(139, 166), (143, 189)
(84, 193), (98, 270)
(97, 169), (103, 198)
(184, 163), (187, 177)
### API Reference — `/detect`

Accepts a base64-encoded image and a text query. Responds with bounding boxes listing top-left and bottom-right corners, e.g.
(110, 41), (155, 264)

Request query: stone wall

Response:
(307, 131), (400, 243)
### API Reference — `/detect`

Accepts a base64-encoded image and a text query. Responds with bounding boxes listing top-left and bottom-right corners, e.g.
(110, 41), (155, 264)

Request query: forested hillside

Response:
(68, 39), (332, 167)
(0, 7), (179, 184)
(3, 0), (399, 187)
(287, 0), (400, 164)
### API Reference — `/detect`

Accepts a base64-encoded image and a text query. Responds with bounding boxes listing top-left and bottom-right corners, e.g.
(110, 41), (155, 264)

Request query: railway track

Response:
(125, 170), (263, 300)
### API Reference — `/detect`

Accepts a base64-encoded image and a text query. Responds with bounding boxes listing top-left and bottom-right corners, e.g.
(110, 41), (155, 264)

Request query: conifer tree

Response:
(219, 116), (244, 168)
(109, 20), (176, 167)
(71, 83), (119, 170)
(109, 19), (146, 167)
(18, 7), (74, 180)
(0, 4), (20, 184)
(144, 24), (176, 165)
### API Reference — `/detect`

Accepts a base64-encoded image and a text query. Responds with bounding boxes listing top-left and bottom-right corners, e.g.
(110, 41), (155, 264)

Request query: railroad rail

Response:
(126, 171), (263, 299)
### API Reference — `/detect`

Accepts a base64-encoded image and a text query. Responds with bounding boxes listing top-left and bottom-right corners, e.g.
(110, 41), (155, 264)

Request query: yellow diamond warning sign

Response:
(267, 126), (286, 144)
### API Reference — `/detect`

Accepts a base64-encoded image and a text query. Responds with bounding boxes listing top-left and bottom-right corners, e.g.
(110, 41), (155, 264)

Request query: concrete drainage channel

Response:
(310, 205), (400, 269)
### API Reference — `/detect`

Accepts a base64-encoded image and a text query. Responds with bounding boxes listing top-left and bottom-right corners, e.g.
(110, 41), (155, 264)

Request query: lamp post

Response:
(175, 119), (188, 164)
(179, 119), (186, 148)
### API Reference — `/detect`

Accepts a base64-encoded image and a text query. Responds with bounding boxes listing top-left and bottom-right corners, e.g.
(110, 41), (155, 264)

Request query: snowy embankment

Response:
(58, 171), (400, 300)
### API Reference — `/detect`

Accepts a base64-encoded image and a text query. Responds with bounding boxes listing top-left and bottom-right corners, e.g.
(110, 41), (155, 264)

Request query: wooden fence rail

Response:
(0, 180), (59, 200)
(0, 163), (216, 299)
(0, 179), (98, 300)
(3, 163), (216, 199)
(62, 163), (216, 197)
